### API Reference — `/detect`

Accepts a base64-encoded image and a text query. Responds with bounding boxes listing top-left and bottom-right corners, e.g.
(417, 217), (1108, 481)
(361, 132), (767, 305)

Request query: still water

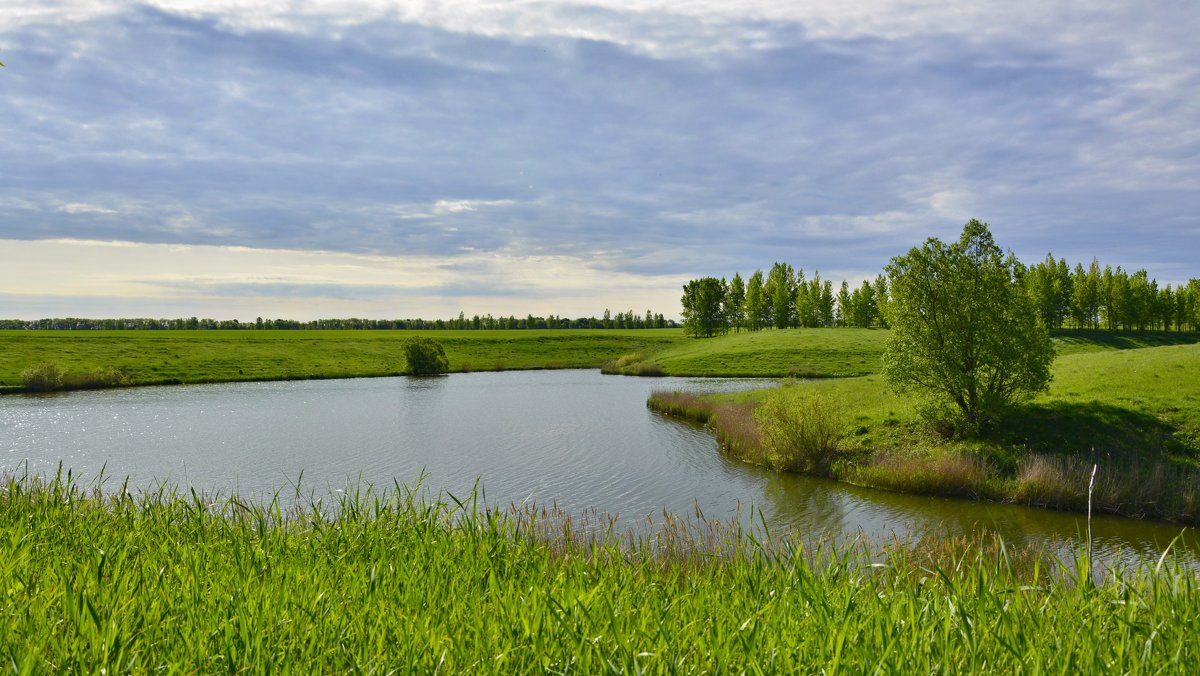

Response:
(2, 370), (1193, 565)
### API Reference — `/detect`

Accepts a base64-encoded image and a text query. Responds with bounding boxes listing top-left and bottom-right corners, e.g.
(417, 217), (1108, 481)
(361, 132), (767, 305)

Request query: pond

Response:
(2, 369), (1193, 566)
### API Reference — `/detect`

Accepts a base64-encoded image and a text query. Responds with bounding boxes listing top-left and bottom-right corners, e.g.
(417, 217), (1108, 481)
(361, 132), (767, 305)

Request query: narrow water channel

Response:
(2, 370), (1193, 566)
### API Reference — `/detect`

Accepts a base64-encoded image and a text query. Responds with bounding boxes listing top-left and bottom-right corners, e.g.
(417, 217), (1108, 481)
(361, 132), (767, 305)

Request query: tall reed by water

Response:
(3, 471), (1200, 672)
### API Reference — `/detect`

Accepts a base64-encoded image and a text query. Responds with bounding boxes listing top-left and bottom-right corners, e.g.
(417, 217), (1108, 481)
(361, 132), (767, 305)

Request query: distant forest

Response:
(0, 309), (676, 331)
(681, 256), (1200, 338)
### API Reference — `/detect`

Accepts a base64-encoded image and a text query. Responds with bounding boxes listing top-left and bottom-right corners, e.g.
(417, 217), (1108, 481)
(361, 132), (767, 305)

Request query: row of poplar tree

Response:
(681, 257), (1200, 338)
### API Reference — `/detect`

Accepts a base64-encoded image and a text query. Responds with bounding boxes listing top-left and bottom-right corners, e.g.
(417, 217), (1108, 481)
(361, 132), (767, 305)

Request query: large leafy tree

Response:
(882, 219), (1053, 433)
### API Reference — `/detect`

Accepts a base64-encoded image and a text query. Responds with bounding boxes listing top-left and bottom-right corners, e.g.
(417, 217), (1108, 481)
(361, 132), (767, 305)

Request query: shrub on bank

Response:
(755, 387), (847, 474)
(403, 337), (449, 375)
(20, 362), (63, 392)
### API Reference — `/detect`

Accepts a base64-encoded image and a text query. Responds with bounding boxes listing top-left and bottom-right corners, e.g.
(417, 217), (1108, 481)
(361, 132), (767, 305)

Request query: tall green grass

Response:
(3, 471), (1200, 672)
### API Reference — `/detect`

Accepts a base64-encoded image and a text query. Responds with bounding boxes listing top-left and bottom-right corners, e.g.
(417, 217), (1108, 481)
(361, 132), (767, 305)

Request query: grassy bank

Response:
(624, 328), (889, 377)
(607, 327), (1200, 378)
(3, 473), (1200, 672)
(651, 342), (1200, 524)
(0, 329), (685, 391)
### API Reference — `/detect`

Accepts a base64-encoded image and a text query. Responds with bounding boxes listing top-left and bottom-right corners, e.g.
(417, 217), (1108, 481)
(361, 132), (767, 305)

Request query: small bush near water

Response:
(601, 352), (665, 376)
(755, 387), (847, 474)
(20, 362), (131, 392)
(20, 361), (62, 391)
(403, 337), (449, 375)
(4, 472), (1200, 672)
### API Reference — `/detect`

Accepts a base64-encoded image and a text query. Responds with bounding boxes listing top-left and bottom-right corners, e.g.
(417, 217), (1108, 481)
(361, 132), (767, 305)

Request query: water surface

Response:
(3, 370), (1193, 566)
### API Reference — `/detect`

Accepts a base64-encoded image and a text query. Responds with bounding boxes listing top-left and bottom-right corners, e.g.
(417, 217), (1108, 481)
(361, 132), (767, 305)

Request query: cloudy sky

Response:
(1, 1), (1197, 320)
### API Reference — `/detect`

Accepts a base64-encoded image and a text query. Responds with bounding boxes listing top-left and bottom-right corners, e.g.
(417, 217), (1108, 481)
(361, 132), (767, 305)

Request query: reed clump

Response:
(647, 389), (715, 422)
(20, 362), (132, 392)
(1013, 453), (1200, 522)
(1012, 453), (1088, 508)
(20, 361), (63, 391)
(647, 391), (763, 461)
(602, 352), (665, 376)
(851, 451), (994, 498)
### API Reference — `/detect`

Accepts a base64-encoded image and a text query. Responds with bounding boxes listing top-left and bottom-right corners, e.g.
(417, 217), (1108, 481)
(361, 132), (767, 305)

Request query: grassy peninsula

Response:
(4, 473), (1199, 672)
(643, 330), (1200, 523)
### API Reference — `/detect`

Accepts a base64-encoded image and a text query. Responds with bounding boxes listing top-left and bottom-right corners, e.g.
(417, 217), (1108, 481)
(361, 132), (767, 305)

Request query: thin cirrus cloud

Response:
(0, 1), (1198, 319)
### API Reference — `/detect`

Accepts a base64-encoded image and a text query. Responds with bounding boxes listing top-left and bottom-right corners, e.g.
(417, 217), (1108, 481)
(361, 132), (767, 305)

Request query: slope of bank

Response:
(637, 328), (888, 377)
(0, 329), (687, 392)
(618, 327), (1200, 378)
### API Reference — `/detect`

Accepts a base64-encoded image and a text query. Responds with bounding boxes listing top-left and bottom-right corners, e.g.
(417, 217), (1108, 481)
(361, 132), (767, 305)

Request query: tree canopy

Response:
(680, 277), (728, 338)
(881, 219), (1053, 433)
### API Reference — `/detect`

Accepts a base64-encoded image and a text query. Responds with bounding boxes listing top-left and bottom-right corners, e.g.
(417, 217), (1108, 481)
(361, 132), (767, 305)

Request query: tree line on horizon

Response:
(0, 309), (677, 332)
(681, 256), (1200, 338)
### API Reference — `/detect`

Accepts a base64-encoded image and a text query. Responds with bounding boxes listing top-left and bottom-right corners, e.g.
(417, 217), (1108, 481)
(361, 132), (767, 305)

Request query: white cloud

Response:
(57, 202), (118, 215)
(371, 199), (519, 220)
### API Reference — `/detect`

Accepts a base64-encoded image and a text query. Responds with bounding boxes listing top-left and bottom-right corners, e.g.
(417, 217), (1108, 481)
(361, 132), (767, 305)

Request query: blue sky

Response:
(2, 1), (1198, 320)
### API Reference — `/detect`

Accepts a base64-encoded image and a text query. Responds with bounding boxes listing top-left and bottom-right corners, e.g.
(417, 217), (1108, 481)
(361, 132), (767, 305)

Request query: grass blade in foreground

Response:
(2, 473), (1199, 672)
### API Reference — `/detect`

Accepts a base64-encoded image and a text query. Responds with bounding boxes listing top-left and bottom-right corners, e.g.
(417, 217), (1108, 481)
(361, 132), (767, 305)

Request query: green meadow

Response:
(0, 329), (684, 390)
(633, 327), (889, 377)
(3, 473), (1199, 673)
(622, 326), (1200, 379)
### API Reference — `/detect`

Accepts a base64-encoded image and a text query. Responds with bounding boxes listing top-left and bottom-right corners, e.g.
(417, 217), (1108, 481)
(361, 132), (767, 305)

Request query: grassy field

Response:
(630, 328), (888, 377)
(4, 473), (1199, 673)
(0, 329), (685, 391)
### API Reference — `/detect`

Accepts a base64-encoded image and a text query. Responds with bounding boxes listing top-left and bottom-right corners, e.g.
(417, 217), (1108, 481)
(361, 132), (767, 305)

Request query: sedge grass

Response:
(3, 471), (1200, 672)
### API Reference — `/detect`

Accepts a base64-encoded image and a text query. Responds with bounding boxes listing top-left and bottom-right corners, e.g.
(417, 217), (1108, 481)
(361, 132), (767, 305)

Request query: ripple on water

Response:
(1, 371), (1195, 568)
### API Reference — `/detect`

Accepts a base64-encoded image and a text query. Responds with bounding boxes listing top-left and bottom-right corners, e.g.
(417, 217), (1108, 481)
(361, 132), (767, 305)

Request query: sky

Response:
(1, 1), (1198, 321)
